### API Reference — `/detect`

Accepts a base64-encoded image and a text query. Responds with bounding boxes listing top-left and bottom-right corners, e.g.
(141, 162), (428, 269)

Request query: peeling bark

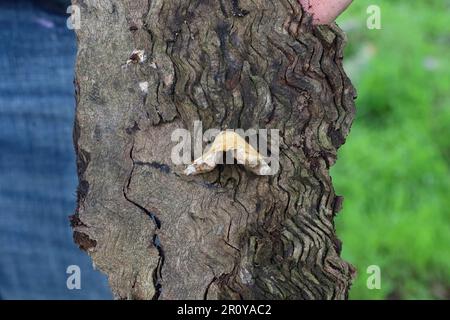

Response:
(72, 0), (357, 300)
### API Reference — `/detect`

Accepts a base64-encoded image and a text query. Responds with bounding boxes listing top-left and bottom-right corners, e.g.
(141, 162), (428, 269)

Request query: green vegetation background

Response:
(333, 0), (450, 299)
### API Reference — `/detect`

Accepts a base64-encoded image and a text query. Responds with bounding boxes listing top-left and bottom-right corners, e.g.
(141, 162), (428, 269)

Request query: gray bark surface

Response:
(72, 0), (357, 299)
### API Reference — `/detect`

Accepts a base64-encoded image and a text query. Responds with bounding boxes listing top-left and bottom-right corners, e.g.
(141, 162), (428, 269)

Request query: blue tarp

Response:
(0, 0), (112, 299)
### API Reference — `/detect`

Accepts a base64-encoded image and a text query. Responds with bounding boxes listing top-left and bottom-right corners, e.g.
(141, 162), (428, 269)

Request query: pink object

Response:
(299, 0), (353, 24)
(34, 17), (55, 29)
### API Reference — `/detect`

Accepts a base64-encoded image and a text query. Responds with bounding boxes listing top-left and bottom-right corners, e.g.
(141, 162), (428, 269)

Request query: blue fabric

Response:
(0, 0), (112, 299)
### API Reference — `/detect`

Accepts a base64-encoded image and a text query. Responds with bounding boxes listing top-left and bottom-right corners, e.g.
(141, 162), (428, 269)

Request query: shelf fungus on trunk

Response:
(184, 131), (272, 176)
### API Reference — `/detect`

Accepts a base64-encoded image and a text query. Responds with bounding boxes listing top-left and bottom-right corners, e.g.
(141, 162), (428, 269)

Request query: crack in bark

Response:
(231, 0), (250, 17)
(122, 143), (164, 299)
(203, 276), (217, 300)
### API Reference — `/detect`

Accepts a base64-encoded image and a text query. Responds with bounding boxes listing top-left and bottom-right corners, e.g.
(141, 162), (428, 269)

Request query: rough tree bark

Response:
(71, 0), (357, 299)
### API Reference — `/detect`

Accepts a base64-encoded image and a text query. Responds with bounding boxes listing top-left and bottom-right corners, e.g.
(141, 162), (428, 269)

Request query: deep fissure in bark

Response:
(72, 0), (357, 299)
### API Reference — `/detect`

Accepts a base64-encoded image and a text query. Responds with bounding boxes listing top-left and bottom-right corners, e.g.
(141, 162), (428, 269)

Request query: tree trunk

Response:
(71, 0), (357, 300)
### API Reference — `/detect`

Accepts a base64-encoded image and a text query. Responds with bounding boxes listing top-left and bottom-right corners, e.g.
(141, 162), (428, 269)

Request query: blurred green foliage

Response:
(333, 0), (450, 299)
